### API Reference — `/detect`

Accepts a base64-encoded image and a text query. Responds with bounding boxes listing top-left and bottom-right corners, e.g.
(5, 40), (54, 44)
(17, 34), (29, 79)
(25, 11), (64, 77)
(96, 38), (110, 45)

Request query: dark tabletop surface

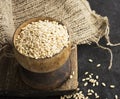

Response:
(79, 0), (120, 98)
(77, 0), (120, 98)
(1, 0), (120, 99)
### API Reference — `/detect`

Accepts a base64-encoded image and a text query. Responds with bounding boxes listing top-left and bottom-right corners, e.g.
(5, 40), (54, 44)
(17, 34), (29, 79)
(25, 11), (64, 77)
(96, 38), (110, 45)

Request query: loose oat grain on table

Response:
(110, 85), (115, 88)
(15, 20), (70, 59)
(102, 82), (106, 87)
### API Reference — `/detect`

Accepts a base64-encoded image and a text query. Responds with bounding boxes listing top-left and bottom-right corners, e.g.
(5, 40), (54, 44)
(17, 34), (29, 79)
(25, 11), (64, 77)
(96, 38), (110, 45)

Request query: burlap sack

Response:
(0, 0), (120, 68)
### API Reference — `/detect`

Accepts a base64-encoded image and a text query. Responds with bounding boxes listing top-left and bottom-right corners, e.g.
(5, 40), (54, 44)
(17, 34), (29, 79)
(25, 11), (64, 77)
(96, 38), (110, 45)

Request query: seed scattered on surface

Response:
(82, 78), (86, 82)
(86, 96), (89, 99)
(95, 95), (100, 99)
(89, 75), (92, 78)
(84, 82), (88, 86)
(96, 75), (99, 79)
(88, 89), (90, 93)
(83, 73), (100, 87)
(90, 89), (94, 93)
(92, 83), (95, 87)
(76, 88), (80, 91)
(89, 79), (96, 83)
(86, 78), (90, 80)
(70, 75), (73, 79)
(85, 72), (89, 75)
(115, 95), (118, 99)
(96, 64), (101, 67)
(61, 90), (88, 99)
(102, 82), (106, 87)
(95, 93), (99, 98)
(90, 73), (93, 76)
(64, 95), (72, 99)
(88, 59), (93, 63)
(110, 85), (115, 88)
(96, 81), (99, 86)
(88, 92), (92, 96)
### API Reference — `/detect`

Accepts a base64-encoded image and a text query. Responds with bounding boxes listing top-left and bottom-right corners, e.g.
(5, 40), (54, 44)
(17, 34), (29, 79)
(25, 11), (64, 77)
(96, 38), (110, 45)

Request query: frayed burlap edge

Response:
(91, 11), (120, 69)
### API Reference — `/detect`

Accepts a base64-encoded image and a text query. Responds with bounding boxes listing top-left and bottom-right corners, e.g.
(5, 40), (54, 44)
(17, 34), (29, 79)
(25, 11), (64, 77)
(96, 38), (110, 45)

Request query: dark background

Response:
(1, 0), (120, 99)
(78, 0), (120, 98)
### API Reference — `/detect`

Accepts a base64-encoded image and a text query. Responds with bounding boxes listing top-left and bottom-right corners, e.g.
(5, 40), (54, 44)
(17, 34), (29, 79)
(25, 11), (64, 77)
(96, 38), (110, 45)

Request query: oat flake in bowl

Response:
(15, 20), (70, 59)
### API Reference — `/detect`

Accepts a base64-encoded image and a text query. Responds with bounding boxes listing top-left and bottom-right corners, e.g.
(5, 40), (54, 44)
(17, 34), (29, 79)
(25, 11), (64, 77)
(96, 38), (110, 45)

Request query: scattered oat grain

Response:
(88, 92), (92, 96)
(96, 64), (101, 67)
(90, 89), (94, 93)
(82, 78), (86, 82)
(92, 83), (95, 87)
(90, 73), (93, 76)
(89, 75), (92, 78)
(88, 59), (93, 63)
(76, 88), (80, 91)
(60, 90), (88, 99)
(84, 82), (88, 86)
(85, 72), (89, 75)
(96, 81), (99, 86)
(102, 82), (106, 87)
(96, 75), (99, 79)
(95, 93), (99, 98)
(115, 95), (118, 99)
(87, 89), (90, 93)
(110, 85), (115, 88)
(70, 75), (73, 79)
(86, 78), (90, 80)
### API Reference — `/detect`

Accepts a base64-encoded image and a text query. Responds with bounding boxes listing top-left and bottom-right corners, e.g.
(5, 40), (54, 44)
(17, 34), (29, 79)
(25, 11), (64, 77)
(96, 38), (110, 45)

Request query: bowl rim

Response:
(13, 16), (70, 60)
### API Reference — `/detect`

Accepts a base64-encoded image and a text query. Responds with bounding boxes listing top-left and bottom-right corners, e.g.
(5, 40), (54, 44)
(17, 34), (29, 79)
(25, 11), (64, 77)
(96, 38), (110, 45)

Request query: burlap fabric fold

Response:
(0, 0), (120, 69)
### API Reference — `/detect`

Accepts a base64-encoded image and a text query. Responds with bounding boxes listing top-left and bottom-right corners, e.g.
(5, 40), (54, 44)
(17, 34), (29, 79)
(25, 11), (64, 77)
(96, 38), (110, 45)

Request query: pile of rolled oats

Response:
(15, 20), (69, 59)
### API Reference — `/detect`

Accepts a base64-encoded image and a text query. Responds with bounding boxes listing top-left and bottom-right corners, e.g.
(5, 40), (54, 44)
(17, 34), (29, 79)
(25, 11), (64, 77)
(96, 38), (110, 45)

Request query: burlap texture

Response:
(0, 0), (120, 69)
(0, 0), (109, 45)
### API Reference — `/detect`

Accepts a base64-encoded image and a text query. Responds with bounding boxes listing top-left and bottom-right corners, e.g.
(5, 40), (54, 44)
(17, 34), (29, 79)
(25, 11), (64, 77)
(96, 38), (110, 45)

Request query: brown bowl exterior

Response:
(13, 17), (71, 73)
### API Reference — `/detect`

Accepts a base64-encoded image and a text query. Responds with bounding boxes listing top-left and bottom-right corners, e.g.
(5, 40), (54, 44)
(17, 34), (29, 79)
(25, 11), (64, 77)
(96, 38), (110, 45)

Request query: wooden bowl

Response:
(13, 17), (71, 73)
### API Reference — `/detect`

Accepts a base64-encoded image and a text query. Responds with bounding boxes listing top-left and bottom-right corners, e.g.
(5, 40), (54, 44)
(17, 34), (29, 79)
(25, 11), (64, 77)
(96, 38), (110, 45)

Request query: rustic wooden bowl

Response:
(13, 17), (71, 73)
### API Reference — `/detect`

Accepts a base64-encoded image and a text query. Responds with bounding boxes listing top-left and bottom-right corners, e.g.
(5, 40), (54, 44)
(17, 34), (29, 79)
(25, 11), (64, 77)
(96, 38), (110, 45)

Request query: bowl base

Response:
(19, 59), (71, 90)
